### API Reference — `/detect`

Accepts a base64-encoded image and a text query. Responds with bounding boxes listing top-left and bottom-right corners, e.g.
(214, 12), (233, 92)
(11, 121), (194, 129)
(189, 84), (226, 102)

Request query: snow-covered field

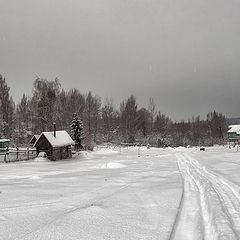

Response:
(0, 146), (240, 239)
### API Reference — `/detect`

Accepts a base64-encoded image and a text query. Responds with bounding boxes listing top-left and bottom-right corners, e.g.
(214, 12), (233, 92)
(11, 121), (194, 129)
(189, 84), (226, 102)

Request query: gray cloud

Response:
(1, 0), (240, 120)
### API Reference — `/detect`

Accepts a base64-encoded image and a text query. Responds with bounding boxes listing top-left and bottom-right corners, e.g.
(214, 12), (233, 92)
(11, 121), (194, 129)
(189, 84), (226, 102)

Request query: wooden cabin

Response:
(34, 130), (75, 161)
(29, 135), (40, 145)
(227, 125), (240, 144)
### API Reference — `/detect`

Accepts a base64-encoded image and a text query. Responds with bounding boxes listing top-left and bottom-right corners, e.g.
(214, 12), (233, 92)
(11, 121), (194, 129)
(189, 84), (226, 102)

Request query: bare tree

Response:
(101, 98), (118, 142)
(136, 108), (151, 138)
(84, 91), (101, 148)
(56, 88), (85, 131)
(15, 94), (32, 144)
(31, 77), (61, 133)
(148, 97), (156, 134)
(120, 95), (138, 143)
(0, 75), (15, 138)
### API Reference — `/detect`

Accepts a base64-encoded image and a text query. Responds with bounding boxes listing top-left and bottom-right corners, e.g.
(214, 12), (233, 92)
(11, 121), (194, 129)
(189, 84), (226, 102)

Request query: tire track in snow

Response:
(1, 200), (63, 211)
(171, 153), (240, 240)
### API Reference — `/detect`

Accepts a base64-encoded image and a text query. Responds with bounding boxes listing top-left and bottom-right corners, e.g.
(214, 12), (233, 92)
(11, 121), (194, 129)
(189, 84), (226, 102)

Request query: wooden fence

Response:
(0, 148), (37, 163)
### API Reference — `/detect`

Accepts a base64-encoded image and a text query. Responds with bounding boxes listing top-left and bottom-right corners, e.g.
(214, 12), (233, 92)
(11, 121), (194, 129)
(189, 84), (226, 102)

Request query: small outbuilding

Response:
(0, 139), (10, 152)
(29, 135), (40, 145)
(34, 130), (75, 161)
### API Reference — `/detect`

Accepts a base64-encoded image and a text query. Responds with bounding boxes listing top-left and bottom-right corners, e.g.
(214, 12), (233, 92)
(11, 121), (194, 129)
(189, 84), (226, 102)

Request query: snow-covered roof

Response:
(227, 125), (240, 134)
(34, 131), (75, 148)
(29, 135), (40, 144)
(0, 139), (10, 143)
(29, 134), (40, 144)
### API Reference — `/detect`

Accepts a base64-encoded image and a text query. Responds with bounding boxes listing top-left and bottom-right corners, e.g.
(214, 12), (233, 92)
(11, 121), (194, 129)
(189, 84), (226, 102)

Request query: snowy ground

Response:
(0, 146), (240, 239)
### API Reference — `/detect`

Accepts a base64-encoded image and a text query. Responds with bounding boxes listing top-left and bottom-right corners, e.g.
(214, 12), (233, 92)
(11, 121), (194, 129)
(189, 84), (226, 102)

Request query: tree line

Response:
(0, 75), (228, 148)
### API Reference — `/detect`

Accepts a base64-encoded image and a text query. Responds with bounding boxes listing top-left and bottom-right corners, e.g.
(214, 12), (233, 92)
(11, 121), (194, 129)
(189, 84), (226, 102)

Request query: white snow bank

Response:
(76, 151), (95, 159)
(173, 147), (187, 151)
(74, 149), (118, 160)
(154, 154), (170, 158)
(100, 162), (126, 169)
(0, 215), (7, 221)
(34, 157), (48, 162)
(94, 148), (119, 155)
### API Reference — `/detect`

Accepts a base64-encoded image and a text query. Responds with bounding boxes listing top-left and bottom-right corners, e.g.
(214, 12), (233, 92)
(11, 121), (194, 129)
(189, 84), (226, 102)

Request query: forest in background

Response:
(0, 75), (228, 148)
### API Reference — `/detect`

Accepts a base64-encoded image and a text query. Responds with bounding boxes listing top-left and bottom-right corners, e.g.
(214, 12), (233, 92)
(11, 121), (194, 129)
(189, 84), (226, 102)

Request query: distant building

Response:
(29, 135), (40, 145)
(227, 125), (240, 143)
(34, 130), (75, 161)
(0, 139), (10, 152)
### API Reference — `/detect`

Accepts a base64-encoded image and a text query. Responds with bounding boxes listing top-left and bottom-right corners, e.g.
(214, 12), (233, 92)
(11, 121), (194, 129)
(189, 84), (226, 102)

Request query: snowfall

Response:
(1, 146), (240, 240)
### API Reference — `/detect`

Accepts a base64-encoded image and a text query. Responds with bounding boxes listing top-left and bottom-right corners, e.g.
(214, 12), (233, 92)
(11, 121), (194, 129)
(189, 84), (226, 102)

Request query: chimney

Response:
(53, 122), (56, 138)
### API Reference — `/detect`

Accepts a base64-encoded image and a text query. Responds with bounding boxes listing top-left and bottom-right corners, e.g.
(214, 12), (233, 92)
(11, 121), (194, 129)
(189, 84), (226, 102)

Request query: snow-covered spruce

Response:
(71, 112), (85, 151)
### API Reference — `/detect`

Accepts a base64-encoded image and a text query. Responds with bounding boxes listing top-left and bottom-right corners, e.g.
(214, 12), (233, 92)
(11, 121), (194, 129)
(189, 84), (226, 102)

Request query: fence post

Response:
(27, 147), (29, 160)
(16, 147), (19, 160)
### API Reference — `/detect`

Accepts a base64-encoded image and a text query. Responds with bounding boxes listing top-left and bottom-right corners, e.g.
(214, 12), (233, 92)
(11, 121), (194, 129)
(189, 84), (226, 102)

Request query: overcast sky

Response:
(1, 0), (240, 120)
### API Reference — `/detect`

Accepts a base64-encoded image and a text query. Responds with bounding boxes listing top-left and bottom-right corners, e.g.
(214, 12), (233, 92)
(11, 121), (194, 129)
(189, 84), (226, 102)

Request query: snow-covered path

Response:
(172, 152), (240, 240)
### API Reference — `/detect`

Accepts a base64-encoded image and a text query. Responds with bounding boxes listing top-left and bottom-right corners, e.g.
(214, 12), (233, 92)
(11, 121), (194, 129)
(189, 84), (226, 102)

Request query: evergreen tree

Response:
(71, 113), (85, 151)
